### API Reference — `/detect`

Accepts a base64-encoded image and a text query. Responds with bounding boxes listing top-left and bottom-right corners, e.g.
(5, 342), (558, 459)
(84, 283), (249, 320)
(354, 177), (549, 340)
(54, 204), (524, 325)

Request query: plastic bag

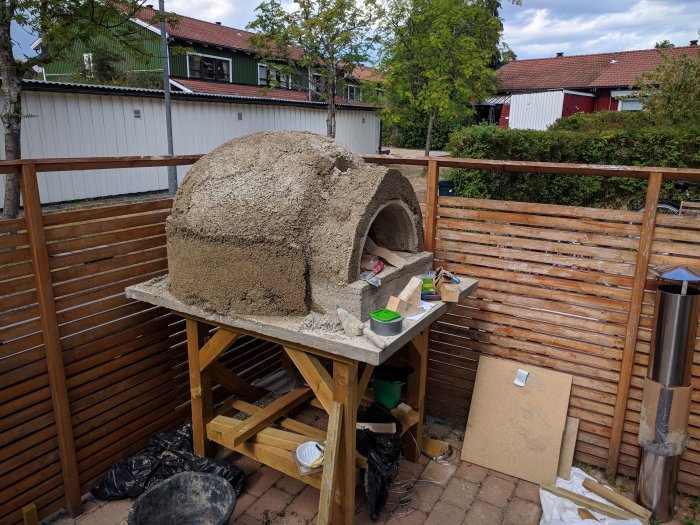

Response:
(539, 468), (643, 525)
(356, 404), (403, 519)
(92, 423), (245, 500)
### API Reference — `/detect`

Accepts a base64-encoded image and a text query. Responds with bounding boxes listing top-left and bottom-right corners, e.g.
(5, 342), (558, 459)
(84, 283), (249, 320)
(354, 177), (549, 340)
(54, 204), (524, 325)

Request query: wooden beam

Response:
(210, 361), (266, 401)
(607, 172), (662, 474)
(284, 347), (334, 413)
(228, 398), (327, 441)
(22, 503), (39, 525)
(231, 388), (314, 447)
(199, 328), (240, 371)
(186, 319), (212, 456)
(208, 415), (310, 450)
(357, 364), (374, 411)
(332, 360), (358, 525)
(424, 159), (439, 252)
(20, 164), (82, 517)
(318, 402), (343, 525)
(540, 485), (640, 522)
(582, 478), (652, 521)
(404, 328), (429, 461)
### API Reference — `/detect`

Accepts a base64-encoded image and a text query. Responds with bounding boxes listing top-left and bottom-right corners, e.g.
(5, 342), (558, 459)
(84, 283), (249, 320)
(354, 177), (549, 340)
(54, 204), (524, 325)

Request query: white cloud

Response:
(502, 0), (700, 58)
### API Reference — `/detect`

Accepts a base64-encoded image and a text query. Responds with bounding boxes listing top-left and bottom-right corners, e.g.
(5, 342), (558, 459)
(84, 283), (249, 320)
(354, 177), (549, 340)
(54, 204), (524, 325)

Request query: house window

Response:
(619, 98), (643, 111)
(258, 64), (292, 89)
(310, 72), (325, 94)
(346, 84), (362, 101)
(83, 53), (94, 77)
(188, 54), (231, 82)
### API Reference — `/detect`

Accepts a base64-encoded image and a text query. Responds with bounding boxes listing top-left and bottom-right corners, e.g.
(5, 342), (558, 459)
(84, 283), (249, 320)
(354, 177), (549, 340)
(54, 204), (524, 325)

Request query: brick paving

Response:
(43, 419), (696, 525)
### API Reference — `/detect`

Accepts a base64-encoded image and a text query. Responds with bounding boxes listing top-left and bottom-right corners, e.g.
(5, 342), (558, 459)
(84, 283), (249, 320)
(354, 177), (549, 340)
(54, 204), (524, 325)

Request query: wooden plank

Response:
(424, 159), (439, 252)
(199, 329), (240, 371)
(332, 360), (358, 525)
(227, 399), (327, 441)
(404, 329), (429, 461)
(231, 388), (314, 447)
(284, 347), (334, 413)
(20, 163), (82, 517)
(357, 364), (374, 410)
(186, 320), (212, 456)
(318, 401), (343, 525)
(540, 485), (641, 522)
(209, 415), (310, 451)
(42, 199), (171, 227)
(364, 237), (406, 269)
(210, 361), (267, 401)
(608, 172), (662, 474)
(582, 478), (652, 521)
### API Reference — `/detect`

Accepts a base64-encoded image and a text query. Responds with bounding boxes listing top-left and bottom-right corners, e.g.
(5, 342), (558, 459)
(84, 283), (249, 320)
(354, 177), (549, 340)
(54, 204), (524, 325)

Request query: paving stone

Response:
(246, 465), (284, 497)
(387, 508), (428, 525)
(275, 475), (307, 496)
(74, 499), (131, 525)
(425, 501), (466, 525)
(269, 511), (308, 525)
(234, 514), (263, 525)
(286, 486), (320, 520)
(234, 455), (264, 476)
(421, 460), (458, 486)
(245, 488), (293, 521)
(463, 500), (503, 525)
(440, 477), (479, 510)
(408, 481), (444, 514)
(503, 497), (542, 525)
(399, 458), (425, 479)
(489, 469), (518, 483)
(454, 462), (489, 483)
(478, 475), (515, 508)
(514, 480), (541, 503)
(232, 492), (258, 519)
(355, 508), (386, 525)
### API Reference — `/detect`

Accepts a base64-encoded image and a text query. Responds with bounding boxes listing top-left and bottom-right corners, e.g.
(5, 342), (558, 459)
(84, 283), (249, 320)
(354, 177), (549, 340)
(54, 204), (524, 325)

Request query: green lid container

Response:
(369, 308), (401, 322)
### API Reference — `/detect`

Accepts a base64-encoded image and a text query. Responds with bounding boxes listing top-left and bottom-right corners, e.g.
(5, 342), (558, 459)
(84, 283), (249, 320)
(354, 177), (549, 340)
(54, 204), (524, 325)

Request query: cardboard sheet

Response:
(557, 417), (580, 480)
(461, 356), (573, 485)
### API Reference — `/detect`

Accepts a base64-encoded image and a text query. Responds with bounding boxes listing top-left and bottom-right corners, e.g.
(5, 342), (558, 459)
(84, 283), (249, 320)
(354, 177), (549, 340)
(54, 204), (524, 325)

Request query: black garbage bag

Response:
(356, 403), (403, 519)
(92, 423), (245, 500)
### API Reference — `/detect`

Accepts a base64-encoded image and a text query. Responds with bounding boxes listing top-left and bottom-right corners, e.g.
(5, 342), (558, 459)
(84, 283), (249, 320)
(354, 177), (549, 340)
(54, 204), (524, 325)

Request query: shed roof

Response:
(497, 46), (699, 92)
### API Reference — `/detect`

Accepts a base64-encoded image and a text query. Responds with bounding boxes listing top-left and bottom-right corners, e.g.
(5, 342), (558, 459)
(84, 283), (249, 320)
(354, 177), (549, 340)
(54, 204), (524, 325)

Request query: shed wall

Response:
(509, 91), (564, 130)
(0, 90), (380, 205)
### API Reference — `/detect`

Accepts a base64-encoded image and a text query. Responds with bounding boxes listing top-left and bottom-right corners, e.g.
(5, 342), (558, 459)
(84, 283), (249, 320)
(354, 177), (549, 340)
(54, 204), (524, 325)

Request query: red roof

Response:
(497, 46), (699, 92)
(173, 78), (377, 108)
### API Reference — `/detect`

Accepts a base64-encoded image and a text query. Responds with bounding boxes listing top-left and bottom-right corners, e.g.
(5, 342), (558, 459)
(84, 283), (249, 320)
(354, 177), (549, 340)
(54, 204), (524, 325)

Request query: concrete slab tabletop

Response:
(125, 275), (478, 365)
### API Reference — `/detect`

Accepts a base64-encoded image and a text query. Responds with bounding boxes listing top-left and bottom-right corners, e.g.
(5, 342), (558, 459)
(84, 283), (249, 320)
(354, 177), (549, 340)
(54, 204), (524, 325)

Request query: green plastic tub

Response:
(372, 379), (404, 409)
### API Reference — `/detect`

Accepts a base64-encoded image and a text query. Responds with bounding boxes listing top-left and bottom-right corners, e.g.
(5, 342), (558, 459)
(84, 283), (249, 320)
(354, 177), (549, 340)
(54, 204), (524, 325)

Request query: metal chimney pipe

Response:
(636, 284), (699, 521)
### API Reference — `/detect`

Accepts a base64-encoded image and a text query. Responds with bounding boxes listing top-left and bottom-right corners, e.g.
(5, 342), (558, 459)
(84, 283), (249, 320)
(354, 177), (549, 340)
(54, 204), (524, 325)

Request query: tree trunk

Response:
(326, 74), (337, 138)
(424, 106), (438, 157)
(0, 17), (22, 219)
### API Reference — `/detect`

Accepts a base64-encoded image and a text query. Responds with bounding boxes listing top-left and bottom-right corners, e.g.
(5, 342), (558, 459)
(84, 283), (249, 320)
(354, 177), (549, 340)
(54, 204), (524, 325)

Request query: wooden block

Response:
(22, 504), (39, 525)
(557, 417), (579, 480)
(437, 282), (460, 303)
(386, 295), (424, 317)
(364, 237), (406, 269)
(582, 478), (652, 521)
(398, 276), (423, 305)
(540, 485), (639, 522)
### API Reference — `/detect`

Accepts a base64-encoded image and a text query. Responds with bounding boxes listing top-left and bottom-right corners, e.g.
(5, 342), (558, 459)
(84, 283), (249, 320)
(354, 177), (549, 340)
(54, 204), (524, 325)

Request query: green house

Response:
(35, 5), (371, 102)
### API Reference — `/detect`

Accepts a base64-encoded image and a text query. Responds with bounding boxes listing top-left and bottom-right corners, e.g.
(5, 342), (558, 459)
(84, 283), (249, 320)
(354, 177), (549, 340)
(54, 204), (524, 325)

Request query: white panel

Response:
(509, 91), (565, 130)
(0, 89), (379, 207)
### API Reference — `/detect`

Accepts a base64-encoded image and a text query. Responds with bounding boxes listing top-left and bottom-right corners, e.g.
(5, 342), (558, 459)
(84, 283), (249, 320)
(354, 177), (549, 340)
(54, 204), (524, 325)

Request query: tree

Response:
(247, 0), (382, 138)
(636, 48), (700, 126)
(1, 0), (147, 218)
(654, 40), (675, 48)
(379, 0), (506, 156)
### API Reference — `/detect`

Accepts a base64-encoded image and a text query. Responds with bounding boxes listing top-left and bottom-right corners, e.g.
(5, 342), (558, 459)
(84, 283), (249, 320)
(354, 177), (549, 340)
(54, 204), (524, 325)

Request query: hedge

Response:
(446, 123), (700, 208)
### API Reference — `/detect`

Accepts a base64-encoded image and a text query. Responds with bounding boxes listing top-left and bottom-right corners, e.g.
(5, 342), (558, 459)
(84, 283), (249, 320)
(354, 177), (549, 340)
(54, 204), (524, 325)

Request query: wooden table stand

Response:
(184, 319), (433, 524)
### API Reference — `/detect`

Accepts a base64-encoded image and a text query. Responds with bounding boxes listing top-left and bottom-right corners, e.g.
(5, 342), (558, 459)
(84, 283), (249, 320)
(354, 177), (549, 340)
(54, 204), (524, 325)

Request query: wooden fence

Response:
(1, 154), (700, 522)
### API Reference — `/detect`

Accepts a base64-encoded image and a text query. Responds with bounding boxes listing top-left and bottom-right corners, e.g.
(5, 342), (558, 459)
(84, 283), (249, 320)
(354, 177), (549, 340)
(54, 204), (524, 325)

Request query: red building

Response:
(492, 42), (699, 130)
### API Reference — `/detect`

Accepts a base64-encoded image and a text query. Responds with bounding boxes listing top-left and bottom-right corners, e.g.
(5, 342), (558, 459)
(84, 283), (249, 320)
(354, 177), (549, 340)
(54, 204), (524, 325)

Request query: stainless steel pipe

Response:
(636, 284), (699, 521)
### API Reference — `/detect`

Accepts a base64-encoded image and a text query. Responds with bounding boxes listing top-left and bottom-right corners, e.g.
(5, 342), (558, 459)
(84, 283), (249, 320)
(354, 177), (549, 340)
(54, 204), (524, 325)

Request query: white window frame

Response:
(83, 53), (94, 77)
(346, 84), (362, 101)
(186, 52), (233, 82)
(310, 72), (325, 94)
(258, 63), (292, 89)
(258, 63), (268, 86)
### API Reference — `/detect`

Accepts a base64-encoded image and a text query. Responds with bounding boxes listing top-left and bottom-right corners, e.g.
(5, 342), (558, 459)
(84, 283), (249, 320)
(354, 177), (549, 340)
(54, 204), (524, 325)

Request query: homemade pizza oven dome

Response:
(166, 131), (432, 319)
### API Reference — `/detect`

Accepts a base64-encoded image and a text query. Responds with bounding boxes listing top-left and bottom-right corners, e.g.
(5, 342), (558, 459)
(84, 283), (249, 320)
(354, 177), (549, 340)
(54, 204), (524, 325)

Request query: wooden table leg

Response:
(404, 328), (429, 462)
(332, 360), (358, 524)
(186, 319), (213, 456)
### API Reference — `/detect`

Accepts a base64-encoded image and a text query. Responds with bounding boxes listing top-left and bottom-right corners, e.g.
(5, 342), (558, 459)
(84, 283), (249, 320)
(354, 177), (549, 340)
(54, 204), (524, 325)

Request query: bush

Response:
(383, 111), (475, 151)
(446, 123), (700, 208)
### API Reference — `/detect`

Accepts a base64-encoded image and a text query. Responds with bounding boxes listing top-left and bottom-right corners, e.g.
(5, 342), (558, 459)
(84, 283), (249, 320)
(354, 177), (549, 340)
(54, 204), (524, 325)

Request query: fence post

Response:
(607, 171), (663, 474)
(424, 159), (439, 252)
(20, 163), (82, 516)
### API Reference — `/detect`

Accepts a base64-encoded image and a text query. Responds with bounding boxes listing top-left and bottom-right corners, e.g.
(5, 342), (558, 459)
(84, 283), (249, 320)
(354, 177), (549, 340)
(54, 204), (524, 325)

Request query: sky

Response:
(11, 0), (700, 62)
